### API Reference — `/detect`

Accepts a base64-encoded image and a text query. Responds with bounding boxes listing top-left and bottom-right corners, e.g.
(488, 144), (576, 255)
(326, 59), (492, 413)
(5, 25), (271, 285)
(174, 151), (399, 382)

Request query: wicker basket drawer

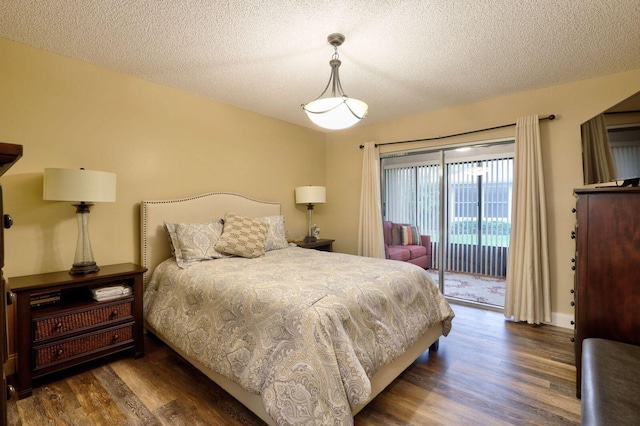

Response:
(34, 324), (133, 369)
(33, 300), (133, 342)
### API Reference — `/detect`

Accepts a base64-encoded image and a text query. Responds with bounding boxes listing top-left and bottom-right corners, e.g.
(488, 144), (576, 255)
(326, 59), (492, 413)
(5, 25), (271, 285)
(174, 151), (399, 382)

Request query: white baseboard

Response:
(547, 311), (575, 329)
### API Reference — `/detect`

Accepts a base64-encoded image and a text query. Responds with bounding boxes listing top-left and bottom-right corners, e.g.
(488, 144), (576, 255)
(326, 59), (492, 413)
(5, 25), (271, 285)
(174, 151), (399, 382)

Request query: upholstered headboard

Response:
(140, 192), (281, 286)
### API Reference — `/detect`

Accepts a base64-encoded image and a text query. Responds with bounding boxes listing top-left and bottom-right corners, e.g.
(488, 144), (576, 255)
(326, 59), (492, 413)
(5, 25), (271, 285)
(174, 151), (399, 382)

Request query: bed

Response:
(141, 192), (454, 425)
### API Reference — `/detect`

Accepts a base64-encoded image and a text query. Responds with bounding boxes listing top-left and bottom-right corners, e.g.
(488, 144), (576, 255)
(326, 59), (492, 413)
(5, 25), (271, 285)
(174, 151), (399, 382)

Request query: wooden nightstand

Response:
(295, 239), (335, 252)
(9, 263), (146, 399)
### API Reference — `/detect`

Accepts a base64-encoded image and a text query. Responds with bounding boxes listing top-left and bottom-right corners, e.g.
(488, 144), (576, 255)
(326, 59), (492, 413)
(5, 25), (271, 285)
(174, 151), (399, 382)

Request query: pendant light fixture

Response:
(302, 33), (368, 130)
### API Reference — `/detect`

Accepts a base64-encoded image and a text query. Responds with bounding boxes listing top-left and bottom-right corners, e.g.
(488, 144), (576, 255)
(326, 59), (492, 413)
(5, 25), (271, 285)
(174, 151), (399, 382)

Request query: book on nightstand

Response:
(30, 290), (61, 308)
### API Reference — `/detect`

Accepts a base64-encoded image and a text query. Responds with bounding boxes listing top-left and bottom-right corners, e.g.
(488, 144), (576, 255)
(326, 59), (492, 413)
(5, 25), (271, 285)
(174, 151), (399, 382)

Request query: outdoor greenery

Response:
(448, 234), (510, 247)
(450, 219), (510, 235)
(449, 219), (511, 247)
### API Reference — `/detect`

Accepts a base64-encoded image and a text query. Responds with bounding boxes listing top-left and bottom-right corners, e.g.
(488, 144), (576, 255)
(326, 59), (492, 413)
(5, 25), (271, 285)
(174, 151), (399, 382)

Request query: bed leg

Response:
(429, 338), (439, 352)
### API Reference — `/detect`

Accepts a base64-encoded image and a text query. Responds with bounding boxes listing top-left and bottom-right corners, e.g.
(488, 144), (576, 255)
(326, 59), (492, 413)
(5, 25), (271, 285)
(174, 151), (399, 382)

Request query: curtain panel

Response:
(358, 142), (385, 258)
(581, 114), (616, 184)
(504, 115), (551, 324)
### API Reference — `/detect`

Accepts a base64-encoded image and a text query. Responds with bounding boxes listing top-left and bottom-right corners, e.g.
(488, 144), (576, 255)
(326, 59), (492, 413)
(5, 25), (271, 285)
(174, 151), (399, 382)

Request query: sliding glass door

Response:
(382, 142), (513, 308)
(445, 156), (512, 277)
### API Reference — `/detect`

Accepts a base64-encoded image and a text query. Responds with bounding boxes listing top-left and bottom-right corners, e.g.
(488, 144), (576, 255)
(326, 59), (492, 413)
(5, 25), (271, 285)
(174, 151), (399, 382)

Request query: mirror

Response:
(581, 91), (640, 186)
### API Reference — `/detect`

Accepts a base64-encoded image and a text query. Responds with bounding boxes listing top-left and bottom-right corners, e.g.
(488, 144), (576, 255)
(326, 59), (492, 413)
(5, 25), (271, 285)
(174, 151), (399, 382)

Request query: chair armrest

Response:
(420, 235), (431, 255)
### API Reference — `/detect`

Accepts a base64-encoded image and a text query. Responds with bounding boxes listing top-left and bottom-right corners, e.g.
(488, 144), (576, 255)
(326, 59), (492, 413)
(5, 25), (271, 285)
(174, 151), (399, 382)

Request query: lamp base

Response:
(303, 236), (318, 243)
(70, 202), (99, 275)
(70, 261), (99, 275)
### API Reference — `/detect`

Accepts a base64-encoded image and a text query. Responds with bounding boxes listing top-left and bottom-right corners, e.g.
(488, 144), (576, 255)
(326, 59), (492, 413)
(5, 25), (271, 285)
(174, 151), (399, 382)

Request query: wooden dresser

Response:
(573, 187), (640, 397)
(0, 142), (22, 425)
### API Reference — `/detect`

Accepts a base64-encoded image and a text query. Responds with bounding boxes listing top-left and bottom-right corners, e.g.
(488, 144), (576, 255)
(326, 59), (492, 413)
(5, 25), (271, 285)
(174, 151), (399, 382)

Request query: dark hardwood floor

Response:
(7, 303), (581, 425)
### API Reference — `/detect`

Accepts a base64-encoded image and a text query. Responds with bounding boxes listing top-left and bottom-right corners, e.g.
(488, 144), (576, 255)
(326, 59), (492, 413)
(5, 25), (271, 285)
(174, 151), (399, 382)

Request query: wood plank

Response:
(36, 381), (88, 425)
(385, 379), (514, 426)
(65, 370), (129, 425)
(142, 338), (260, 425)
(153, 398), (211, 425)
(13, 392), (50, 425)
(108, 356), (178, 411)
(91, 365), (157, 424)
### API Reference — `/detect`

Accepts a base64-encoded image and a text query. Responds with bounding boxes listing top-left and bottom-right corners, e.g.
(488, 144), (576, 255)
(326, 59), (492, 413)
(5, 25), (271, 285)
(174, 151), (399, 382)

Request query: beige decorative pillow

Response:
(165, 220), (229, 268)
(216, 212), (268, 258)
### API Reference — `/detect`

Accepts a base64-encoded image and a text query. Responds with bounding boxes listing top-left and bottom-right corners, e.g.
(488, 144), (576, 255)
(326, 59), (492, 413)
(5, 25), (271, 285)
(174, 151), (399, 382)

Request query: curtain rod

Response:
(604, 110), (640, 115)
(359, 114), (556, 149)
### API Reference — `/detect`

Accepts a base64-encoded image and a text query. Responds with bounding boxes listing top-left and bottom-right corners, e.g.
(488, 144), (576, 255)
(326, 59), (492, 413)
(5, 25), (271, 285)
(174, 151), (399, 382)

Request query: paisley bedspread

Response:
(143, 246), (454, 425)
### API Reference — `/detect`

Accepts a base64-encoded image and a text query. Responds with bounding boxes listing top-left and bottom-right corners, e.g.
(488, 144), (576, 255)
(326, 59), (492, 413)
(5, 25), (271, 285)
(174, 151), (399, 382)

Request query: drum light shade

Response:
(295, 186), (326, 205)
(44, 168), (116, 202)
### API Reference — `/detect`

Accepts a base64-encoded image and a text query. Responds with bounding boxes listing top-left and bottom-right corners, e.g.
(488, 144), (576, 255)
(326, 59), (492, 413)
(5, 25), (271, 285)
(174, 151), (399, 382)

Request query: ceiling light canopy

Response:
(302, 33), (368, 130)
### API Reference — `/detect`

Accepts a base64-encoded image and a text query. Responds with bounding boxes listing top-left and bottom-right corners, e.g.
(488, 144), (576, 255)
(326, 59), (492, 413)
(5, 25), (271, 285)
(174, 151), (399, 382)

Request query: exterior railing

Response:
(430, 242), (508, 277)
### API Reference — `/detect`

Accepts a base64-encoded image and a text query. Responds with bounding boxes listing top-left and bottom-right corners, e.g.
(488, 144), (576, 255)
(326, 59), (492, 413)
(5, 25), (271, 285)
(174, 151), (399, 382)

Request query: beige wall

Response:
(323, 68), (640, 323)
(0, 37), (326, 356)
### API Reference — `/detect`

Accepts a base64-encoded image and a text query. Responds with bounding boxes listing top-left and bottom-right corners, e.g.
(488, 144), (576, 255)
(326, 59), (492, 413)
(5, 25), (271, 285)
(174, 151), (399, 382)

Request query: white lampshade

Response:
(295, 186), (326, 204)
(44, 168), (116, 202)
(303, 97), (368, 130)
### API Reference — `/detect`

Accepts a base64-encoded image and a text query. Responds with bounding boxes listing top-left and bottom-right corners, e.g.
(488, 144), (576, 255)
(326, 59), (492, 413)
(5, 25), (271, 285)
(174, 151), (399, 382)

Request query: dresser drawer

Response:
(33, 324), (133, 369)
(33, 299), (133, 342)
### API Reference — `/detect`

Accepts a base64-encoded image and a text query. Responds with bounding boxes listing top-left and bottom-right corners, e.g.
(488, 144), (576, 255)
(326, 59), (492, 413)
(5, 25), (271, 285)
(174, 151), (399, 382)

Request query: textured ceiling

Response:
(1, 1), (640, 131)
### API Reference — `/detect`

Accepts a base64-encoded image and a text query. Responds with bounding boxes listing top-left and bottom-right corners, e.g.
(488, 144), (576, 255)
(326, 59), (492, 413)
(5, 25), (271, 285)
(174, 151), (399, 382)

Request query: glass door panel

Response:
(441, 145), (513, 307)
(382, 142), (512, 308)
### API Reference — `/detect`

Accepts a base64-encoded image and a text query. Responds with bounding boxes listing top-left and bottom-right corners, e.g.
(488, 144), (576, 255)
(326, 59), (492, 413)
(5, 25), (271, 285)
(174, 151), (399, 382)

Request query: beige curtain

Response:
(358, 142), (385, 258)
(504, 115), (551, 324)
(581, 114), (616, 184)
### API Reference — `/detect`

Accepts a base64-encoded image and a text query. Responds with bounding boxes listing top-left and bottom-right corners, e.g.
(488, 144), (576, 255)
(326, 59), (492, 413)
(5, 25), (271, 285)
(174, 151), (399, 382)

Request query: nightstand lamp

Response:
(43, 168), (116, 275)
(295, 185), (325, 243)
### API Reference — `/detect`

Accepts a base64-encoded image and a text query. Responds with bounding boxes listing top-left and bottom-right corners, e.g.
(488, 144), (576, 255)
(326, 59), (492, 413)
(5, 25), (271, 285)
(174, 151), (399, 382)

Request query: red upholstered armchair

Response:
(383, 221), (432, 269)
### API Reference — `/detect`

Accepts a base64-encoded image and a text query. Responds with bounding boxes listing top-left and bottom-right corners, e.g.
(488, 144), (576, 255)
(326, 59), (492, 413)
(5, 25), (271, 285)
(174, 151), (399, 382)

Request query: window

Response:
(384, 161), (440, 240)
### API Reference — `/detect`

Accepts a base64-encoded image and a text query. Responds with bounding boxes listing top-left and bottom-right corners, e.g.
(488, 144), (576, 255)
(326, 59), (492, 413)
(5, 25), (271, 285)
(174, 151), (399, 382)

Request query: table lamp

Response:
(295, 185), (326, 243)
(43, 168), (116, 274)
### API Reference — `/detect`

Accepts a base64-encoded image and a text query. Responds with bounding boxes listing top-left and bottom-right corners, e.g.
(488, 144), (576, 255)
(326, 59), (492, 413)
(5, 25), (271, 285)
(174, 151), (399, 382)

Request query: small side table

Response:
(295, 239), (334, 252)
(9, 263), (146, 399)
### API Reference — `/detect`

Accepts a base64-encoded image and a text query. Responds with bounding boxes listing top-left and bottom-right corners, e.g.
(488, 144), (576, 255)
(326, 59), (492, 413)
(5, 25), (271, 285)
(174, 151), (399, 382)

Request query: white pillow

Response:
(165, 221), (230, 268)
(258, 215), (289, 251)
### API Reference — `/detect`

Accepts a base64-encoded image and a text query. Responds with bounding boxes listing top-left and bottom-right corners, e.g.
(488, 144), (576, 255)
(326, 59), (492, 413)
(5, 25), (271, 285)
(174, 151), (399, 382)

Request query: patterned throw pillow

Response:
(257, 215), (289, 251)
(401, 225), (421, 246)
(391, 223), (404, 245)
(165, 221), (230, 268)
(215, 212), (268, 258)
